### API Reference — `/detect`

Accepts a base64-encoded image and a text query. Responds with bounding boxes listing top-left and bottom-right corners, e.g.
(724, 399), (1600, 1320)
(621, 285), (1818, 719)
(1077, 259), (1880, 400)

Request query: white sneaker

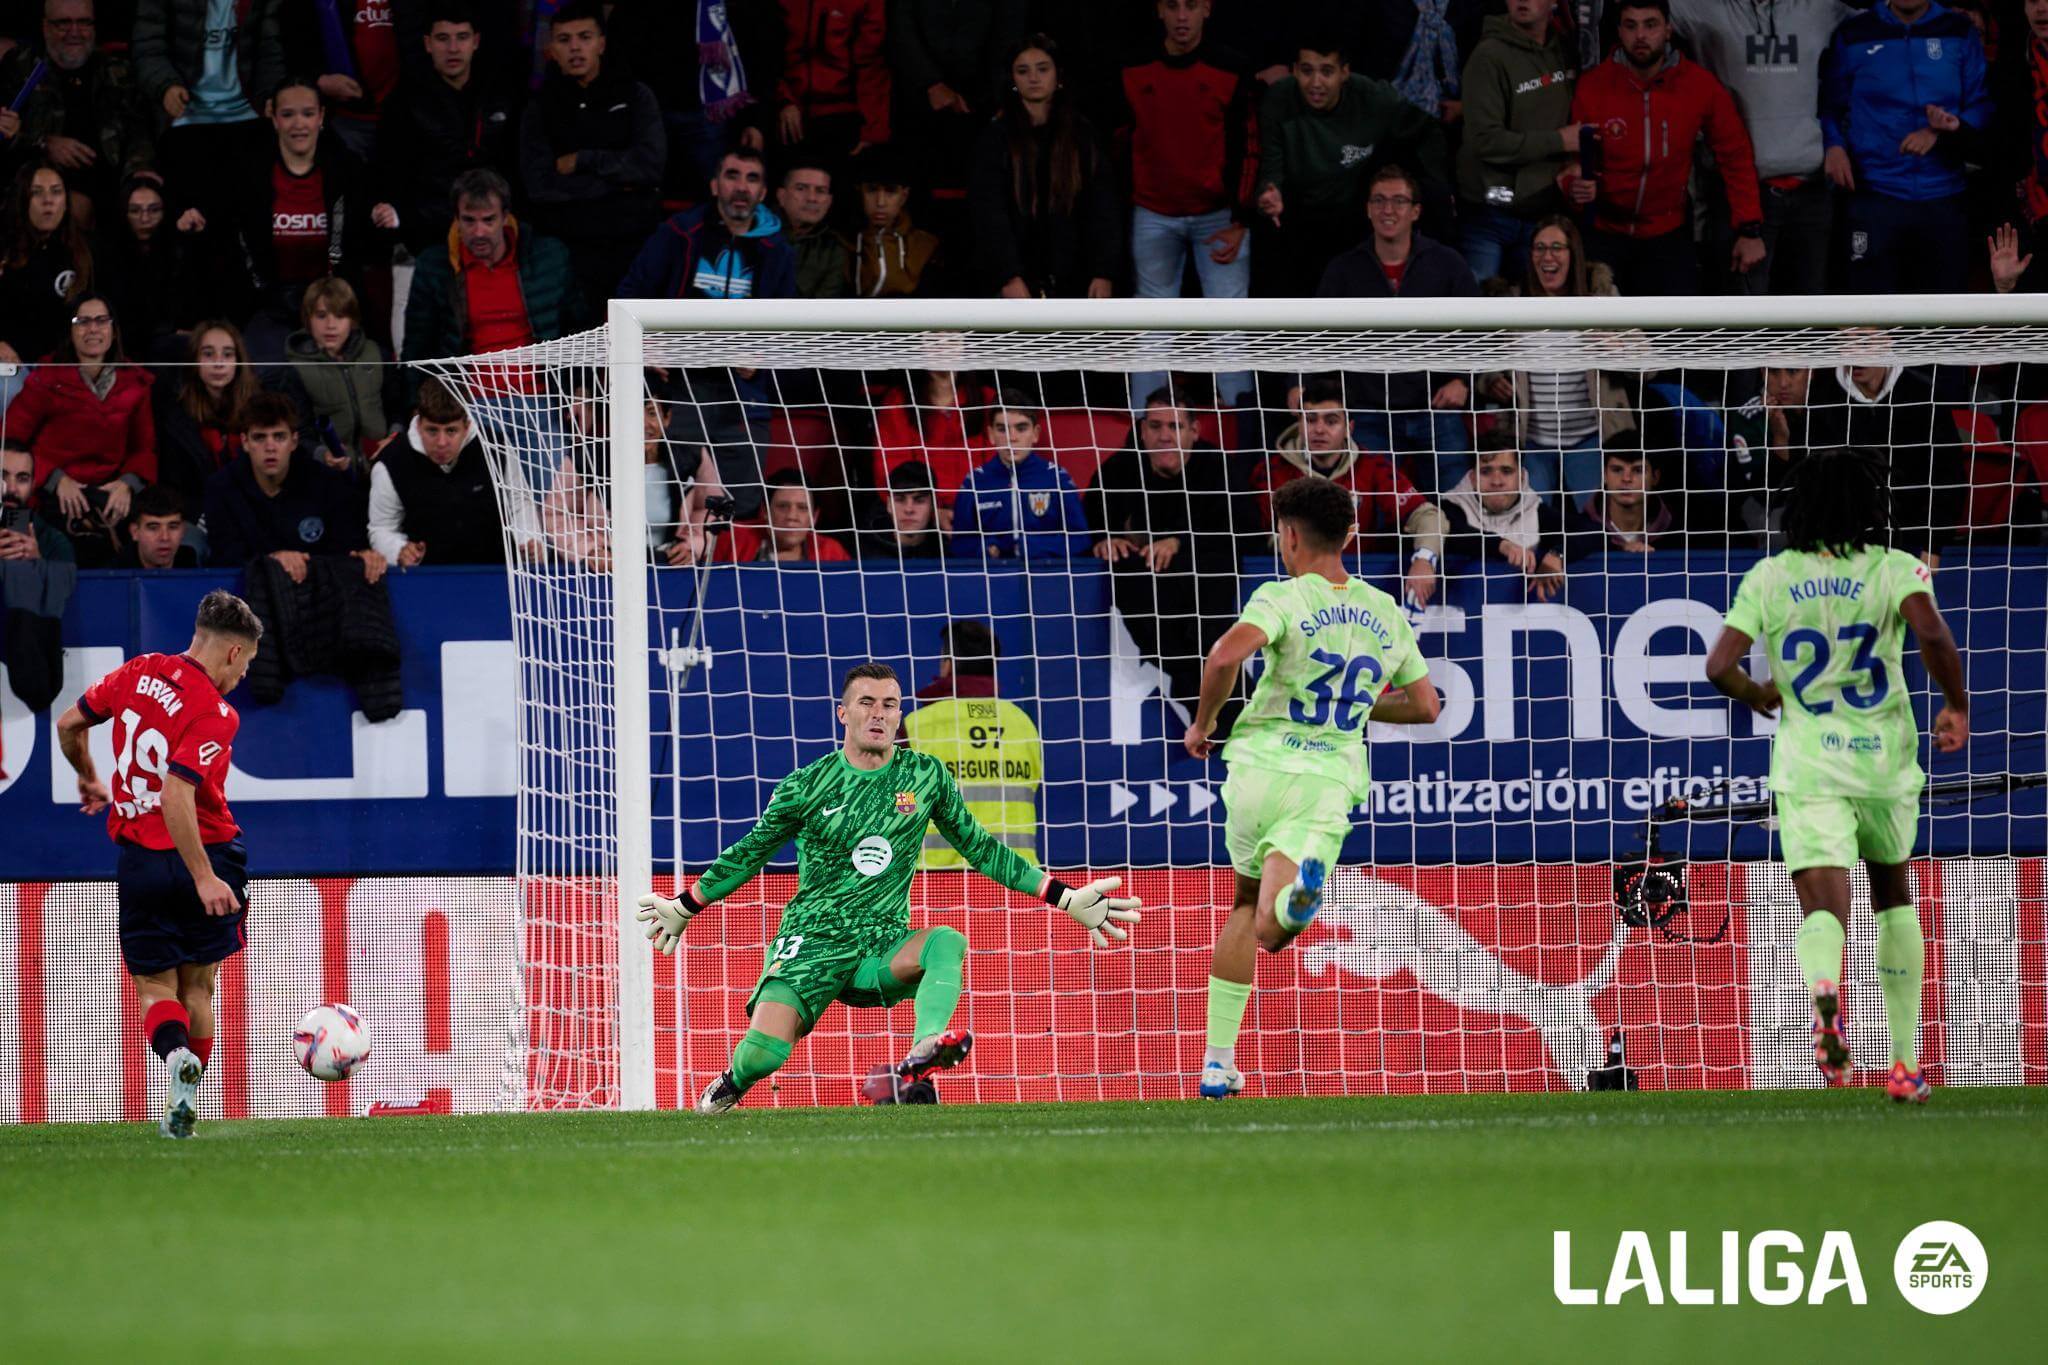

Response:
(1198, 1061), (1245, 1100)
(695, 1071), (741, 1115)
(160, 1047), (202, 1139)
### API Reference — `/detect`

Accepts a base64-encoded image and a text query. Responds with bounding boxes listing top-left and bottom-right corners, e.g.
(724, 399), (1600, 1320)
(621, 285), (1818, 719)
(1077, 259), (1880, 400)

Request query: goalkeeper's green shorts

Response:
(1776, 793), (1918, 873)
(1221, 766), (1354, 881)
(745, 928), (921, 1027)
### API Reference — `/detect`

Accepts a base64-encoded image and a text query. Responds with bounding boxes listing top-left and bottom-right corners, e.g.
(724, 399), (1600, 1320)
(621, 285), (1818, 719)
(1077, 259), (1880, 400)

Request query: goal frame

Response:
(604, 293), (2048, 1110)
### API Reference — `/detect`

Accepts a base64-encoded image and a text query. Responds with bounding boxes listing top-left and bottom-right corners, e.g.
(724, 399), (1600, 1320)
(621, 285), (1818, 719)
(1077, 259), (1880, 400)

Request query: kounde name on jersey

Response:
(1724, 544), (1935, 799)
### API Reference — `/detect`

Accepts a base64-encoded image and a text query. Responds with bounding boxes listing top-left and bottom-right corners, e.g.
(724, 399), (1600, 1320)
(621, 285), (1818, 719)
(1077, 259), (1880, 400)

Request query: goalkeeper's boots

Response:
(1275, 858), (1327, 935)
(896, 1029), (973, 1082)
(1811, 979), (1851, 1088)
(695, 1071), (741, 1116)
(1886, 1060), (1931, 1105)
(1198, 1061), (1245, 1100)
(160, 1046), (202, 1140)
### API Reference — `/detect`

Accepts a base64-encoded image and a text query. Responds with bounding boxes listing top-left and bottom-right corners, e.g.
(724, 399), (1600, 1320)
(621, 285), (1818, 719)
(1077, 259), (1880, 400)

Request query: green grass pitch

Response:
(3, 1088), (2043, 1362)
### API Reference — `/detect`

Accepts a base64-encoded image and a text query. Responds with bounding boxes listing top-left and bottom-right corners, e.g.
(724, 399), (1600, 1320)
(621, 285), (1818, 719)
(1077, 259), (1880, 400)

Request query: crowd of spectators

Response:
(0, 0), (2042, 680)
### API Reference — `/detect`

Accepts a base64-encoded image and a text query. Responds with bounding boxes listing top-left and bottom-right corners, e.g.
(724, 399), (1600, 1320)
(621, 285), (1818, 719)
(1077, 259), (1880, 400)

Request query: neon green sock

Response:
(1874, 905), (1924, 1069)
(729, 1028), (792, 1093)
(912, 926), (967, 1042)
(1205, 976), (1253, 1065)
(1794, 911), (1847, 997)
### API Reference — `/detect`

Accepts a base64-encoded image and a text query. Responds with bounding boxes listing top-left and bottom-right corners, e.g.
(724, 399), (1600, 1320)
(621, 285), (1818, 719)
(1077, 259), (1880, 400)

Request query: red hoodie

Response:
(778, 0), (892, 145)
(8, 363), (156, 492)
(1569, 49), (1761, 239)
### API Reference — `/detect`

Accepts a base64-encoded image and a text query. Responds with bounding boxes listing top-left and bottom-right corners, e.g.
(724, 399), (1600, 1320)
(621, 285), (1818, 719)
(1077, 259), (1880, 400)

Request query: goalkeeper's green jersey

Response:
(1224, 571), (1430, 803)
(694, 747), (1043, 943)
(1723, 544), (1935, 799)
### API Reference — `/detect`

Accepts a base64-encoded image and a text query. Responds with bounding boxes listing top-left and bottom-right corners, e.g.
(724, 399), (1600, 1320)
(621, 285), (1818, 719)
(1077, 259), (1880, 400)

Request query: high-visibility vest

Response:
(904, 694), (1042, 870)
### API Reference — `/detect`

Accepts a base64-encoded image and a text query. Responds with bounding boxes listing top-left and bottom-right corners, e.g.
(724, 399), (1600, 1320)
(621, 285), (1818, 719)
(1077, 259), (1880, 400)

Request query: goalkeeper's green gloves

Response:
(635, 888), (704, 954)
(1044, 876), (1143, 948)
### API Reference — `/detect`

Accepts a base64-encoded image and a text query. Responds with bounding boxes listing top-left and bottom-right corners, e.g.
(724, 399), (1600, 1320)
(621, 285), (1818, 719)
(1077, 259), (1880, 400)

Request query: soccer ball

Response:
(293, 1004), (372, 1082)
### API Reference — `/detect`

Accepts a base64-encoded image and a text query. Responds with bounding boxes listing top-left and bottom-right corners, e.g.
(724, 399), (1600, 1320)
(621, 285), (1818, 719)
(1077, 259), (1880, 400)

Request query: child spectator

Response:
(115, 483), (199, 567)
(1439, 432), (1565, 599)
(714, 470), (854, 563)
(857, 458), (945, 562)
(852, 146), (940, 297)
(285, 276), (402, 470)
(949, 390), (1090, 559)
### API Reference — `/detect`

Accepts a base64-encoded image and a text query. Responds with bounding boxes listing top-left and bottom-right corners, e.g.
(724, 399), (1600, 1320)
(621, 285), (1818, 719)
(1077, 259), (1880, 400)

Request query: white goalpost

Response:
(423, 295), (2048, 1112)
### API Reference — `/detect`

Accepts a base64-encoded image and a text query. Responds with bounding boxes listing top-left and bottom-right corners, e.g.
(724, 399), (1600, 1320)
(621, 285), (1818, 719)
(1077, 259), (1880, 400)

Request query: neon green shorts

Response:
(1221, 767), (1354, 880)
(1777, 793), (1919, 873)
(745, 929), (920, 1027)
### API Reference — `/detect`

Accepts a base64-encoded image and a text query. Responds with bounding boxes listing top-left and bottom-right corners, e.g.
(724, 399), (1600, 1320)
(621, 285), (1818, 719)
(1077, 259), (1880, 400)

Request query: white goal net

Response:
(419, 297), (2048, 1110)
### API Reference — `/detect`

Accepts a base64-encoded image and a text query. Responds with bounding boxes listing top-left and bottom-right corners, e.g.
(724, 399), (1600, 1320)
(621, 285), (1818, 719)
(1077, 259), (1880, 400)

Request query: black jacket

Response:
(1316, 232), (1481, 414)
(518, 67), (666, 242)
(201, 450), (368, 568)
(154, 371), (318, 519)
(967, 110), (1124, 295)
(242, 551), (402, 721)
(372, 70), (522, 254)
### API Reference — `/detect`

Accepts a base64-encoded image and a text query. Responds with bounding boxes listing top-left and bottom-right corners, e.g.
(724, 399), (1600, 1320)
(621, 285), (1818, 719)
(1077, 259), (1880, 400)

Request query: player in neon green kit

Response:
(1706, 451), (1969, 1103)
(1185, 476), (1442, 1098)
(636, 662), (1142, 1113)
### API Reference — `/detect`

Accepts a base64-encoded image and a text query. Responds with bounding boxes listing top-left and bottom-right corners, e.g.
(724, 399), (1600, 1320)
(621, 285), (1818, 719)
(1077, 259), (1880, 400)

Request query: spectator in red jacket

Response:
(3, 292), (154, 564)
(715, 469), (854, 563)
(1248, 374), (1449, 606)
(1564, 0), (1764, 296)
(869, 370), (989, 526)
(778, 0), (891, 172)
(1119, 0), (1257, 409)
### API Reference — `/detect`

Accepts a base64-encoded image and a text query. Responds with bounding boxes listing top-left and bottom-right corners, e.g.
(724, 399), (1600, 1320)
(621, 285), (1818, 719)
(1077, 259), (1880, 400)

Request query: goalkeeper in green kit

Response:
(1184, 476), (1442, 1099)
(637, 662), (1142, 1113)
(1705, 451), (1970, 1104)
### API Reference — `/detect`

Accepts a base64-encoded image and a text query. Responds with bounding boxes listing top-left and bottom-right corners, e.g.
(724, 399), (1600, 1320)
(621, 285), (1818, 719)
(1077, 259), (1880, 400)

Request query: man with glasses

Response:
(0, 0), (155, 221)
(1313, 164), (1478, 494)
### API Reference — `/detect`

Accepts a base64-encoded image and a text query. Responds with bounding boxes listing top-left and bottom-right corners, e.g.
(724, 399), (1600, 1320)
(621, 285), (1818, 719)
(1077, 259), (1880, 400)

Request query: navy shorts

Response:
(116, 840), (250, 976)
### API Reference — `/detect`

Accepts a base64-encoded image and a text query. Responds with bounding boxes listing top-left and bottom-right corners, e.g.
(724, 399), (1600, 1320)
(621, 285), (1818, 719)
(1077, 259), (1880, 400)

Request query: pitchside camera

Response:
(1613, 858), (1689, 934)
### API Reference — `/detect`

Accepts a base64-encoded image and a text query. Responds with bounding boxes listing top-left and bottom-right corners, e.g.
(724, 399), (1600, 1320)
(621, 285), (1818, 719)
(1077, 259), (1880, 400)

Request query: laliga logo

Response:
(850, 836), (893, 877)
(1554, 1230), (1867, 1306)
(1555, 1222), (1988, 1311)
(1894, 1221), (1986, 1315)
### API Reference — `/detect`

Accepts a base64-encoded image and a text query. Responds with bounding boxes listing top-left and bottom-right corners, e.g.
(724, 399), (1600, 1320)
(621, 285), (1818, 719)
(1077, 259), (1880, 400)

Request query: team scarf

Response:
(698, 0), (753, 122)
(1393, 0), (1461, 115)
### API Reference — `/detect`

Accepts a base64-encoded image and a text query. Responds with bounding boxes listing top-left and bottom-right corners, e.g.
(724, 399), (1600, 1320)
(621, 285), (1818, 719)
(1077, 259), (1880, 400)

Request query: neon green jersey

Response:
(1224, 572), (1430, 802)
(1724, 544), (1935, 799)
(694, 747), (1042, 944)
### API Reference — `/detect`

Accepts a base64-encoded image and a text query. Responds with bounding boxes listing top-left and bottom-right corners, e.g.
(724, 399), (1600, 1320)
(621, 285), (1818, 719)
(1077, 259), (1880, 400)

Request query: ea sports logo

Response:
(1893, 1221), (1986, 1315)
(850, 836), (893, 877)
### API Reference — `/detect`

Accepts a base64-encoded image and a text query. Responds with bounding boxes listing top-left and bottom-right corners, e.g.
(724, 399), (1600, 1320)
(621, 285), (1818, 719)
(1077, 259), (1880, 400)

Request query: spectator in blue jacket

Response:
(617, 146), (798, 300)
(1820, 0), (1991, 292)
(949, 392), (1090, 560)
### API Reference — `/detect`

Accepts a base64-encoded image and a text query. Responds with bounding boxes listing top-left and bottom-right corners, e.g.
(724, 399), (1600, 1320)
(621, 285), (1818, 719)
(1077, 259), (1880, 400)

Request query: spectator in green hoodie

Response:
(1252, 32), (1451, 296)
(1456, 0), (1582, 282)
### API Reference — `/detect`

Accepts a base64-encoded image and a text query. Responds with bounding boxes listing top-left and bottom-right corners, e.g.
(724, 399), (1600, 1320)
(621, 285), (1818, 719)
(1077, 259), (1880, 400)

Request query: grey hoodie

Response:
(1670, 0), (1852, 179)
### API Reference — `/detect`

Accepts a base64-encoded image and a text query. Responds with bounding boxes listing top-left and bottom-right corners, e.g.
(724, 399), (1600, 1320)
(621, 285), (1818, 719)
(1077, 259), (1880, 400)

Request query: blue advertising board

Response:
(4, 552), (2042, 879)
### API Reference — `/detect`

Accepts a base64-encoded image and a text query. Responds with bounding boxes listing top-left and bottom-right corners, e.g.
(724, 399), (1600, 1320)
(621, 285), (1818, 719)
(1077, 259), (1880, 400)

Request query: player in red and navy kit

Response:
(55, 591), (263, 1139)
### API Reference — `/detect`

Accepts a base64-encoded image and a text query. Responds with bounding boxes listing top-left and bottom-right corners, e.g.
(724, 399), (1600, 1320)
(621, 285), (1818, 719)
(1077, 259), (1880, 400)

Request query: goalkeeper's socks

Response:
(1206, 976), (1253, 1065)
(1874, 905), (1924, 1069)
(730, 1029), (792, 1094)
(911, 926), (967, 1042)
(142, 999), (191, 1062)
(1794, 911), (1846, 999)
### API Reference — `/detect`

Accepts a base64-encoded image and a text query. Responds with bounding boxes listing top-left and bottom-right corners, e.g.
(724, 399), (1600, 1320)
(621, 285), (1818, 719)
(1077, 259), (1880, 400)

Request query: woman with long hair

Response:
(1481, 215), (1629, 504)
(967, 36), (1122, 299)
(3, 293), (154, 563)
(95, 175), (206, 360)
(0, 160), (95, 408)
(153, 319), (263, 522)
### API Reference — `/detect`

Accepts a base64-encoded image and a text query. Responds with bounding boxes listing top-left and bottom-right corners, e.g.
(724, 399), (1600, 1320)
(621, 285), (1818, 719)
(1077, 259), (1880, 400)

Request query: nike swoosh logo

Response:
(822, 805), (846, 816)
